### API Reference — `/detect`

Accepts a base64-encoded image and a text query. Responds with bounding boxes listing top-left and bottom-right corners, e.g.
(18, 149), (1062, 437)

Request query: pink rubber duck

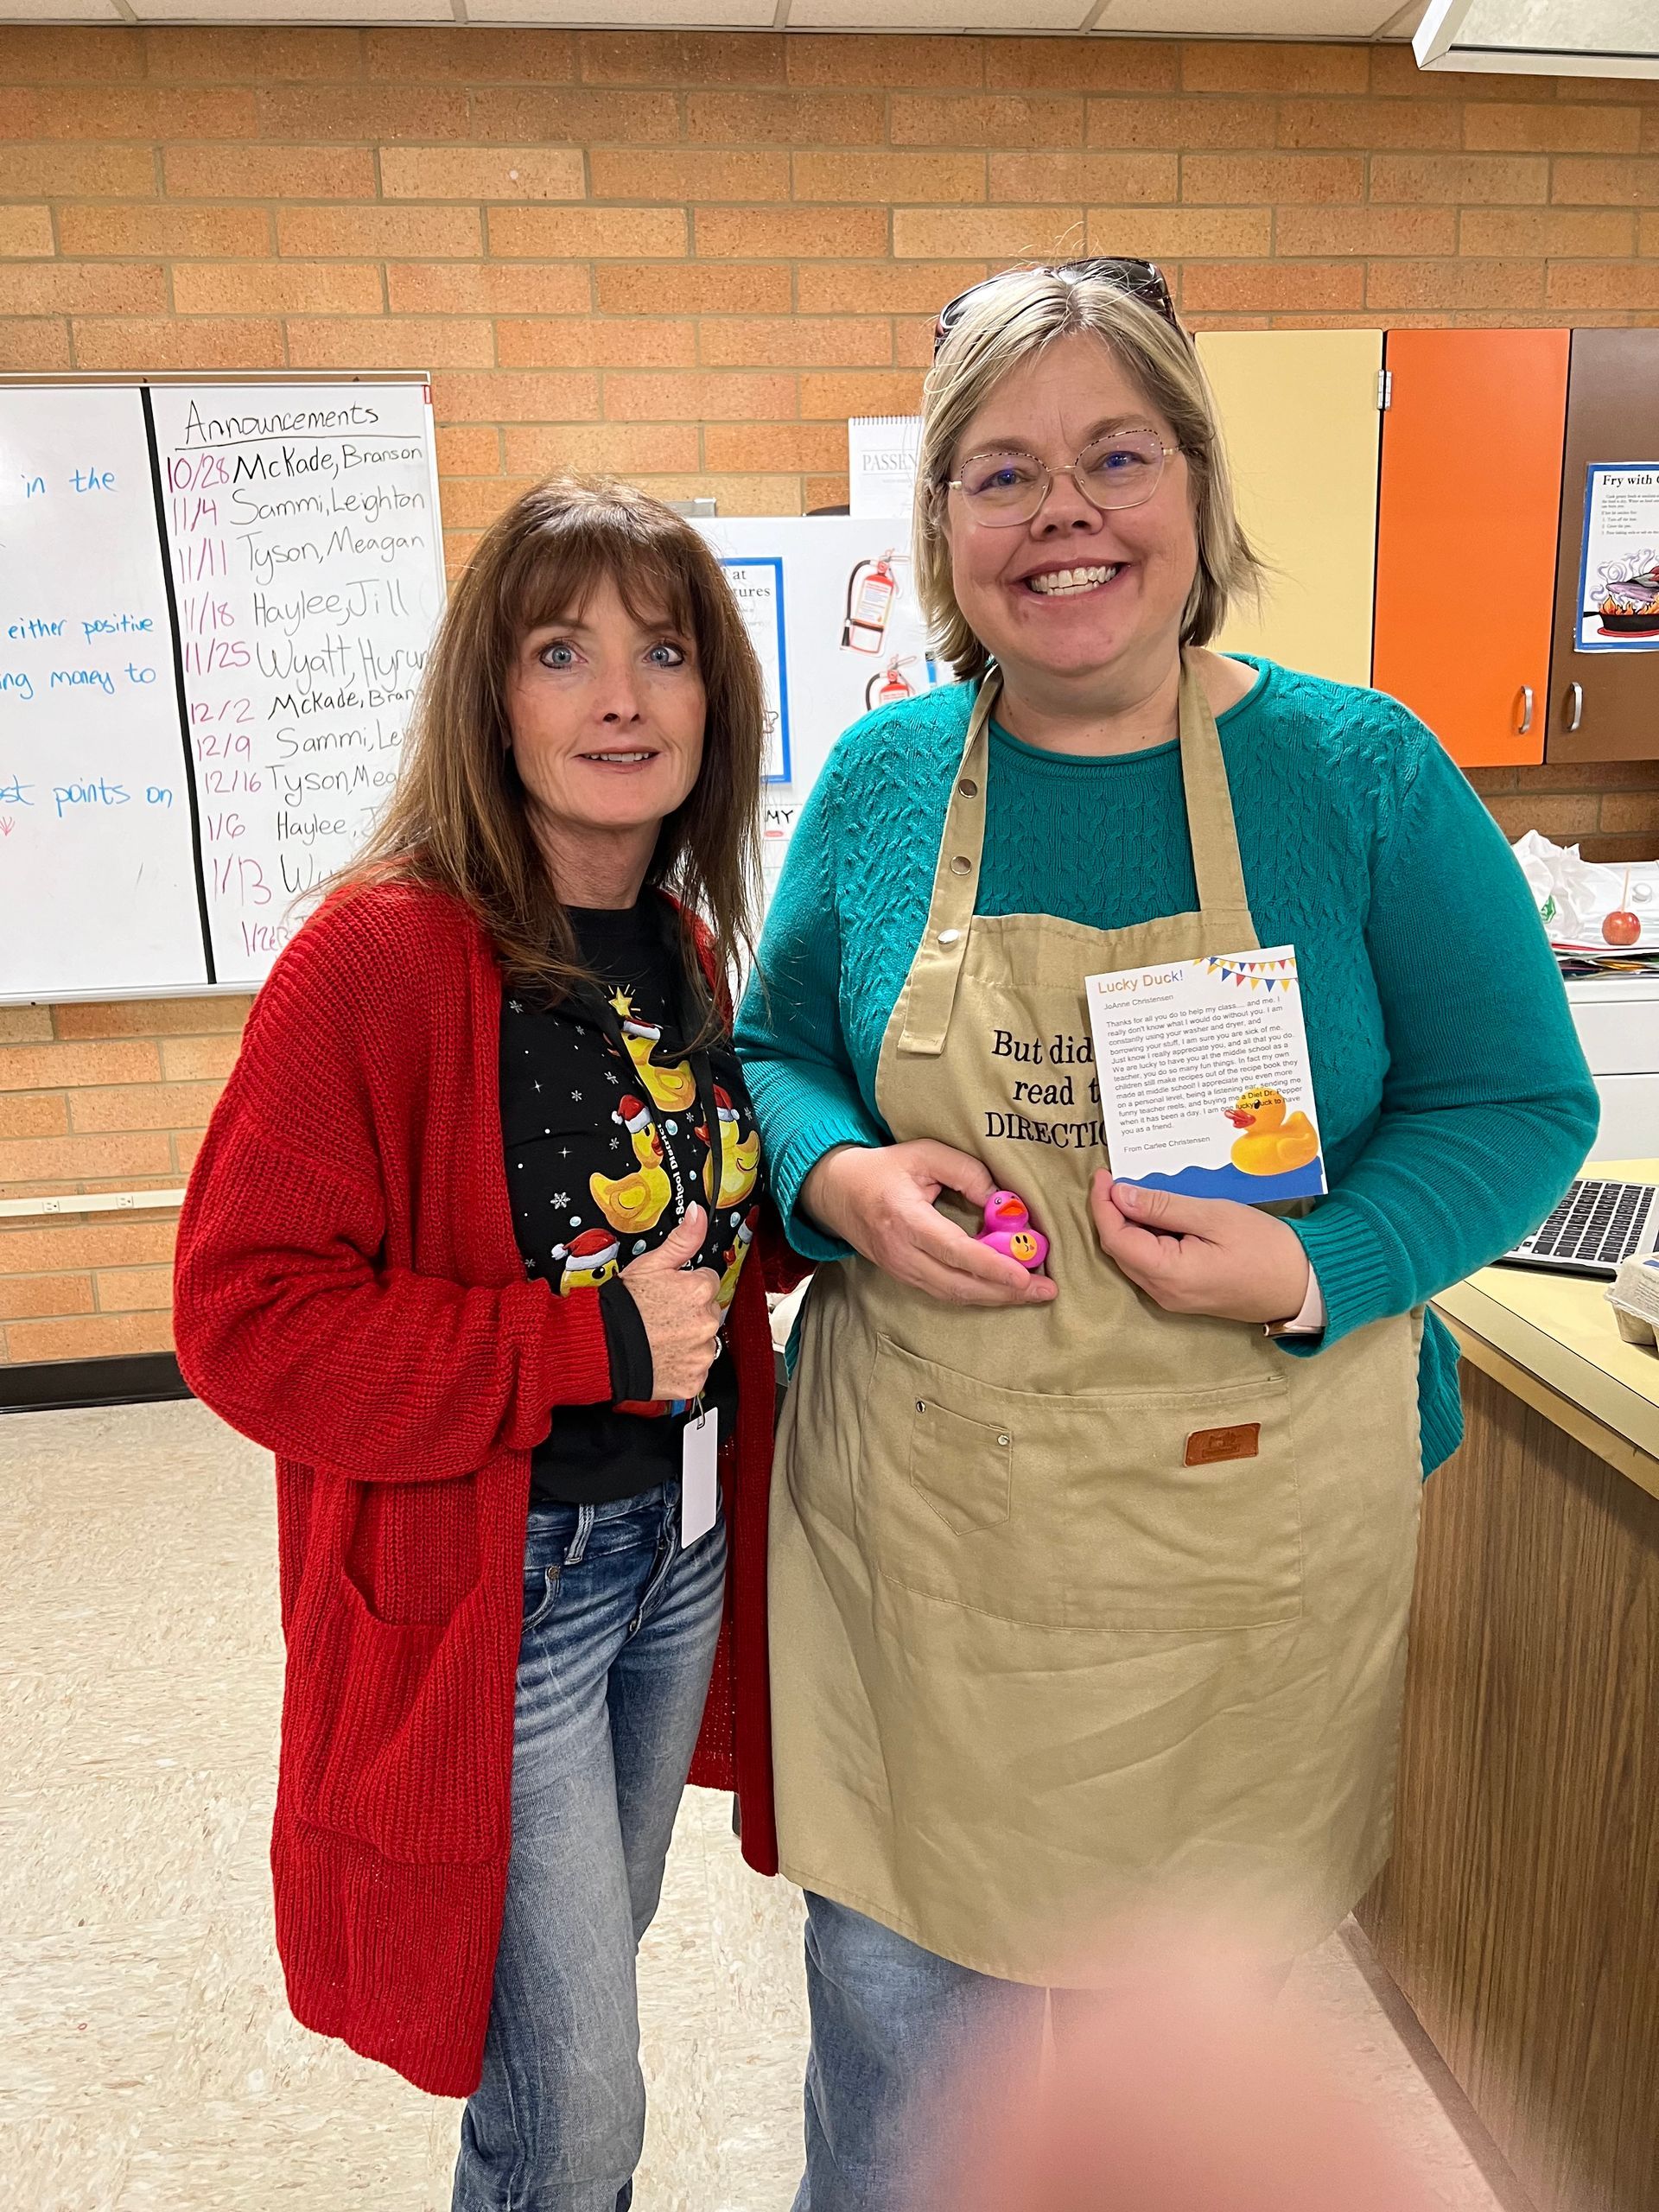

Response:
(977, 1190), (1049, 1272)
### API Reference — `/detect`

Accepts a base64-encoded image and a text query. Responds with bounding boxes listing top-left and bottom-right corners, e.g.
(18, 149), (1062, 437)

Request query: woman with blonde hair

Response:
(737, 261), (1596, 2209)
(175, 476), (803, 2211)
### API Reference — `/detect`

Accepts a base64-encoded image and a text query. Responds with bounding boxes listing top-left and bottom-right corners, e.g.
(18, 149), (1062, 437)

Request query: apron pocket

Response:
(908, 1394), (1012, 1535)
(861, 1336), (1302, 1633)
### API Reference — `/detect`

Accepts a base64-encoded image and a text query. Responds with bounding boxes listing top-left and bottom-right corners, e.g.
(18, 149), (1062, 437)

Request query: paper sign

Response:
(848, 416), (921, 520)
(694, 517), (953, 911)
(1575, 463), (1659, 652)
(718, 556), (790, 778)
(1085, 946), (1326, 1205)
(681, 1409), (719, 1548)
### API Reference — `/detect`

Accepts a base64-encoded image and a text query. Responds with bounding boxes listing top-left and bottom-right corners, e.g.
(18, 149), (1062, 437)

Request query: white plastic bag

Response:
(1510, 830), (1659, 947)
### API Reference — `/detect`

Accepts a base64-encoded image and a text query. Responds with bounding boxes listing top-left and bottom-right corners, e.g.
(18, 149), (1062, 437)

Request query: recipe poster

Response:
(1085, 946), (1326, 1205)
(1576, 463), (1659, 652)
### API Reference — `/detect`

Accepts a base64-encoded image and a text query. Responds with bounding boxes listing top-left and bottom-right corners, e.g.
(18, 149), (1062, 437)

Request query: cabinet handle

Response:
(1516, 684), (1534, 735)
(1567, 682), (1584, 734)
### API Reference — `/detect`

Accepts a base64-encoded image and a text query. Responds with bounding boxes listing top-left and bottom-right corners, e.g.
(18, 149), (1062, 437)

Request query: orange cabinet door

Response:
(1372, 329), (1568, 768)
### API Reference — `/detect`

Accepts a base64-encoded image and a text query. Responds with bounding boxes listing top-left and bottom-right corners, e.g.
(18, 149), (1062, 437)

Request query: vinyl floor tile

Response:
(2, 1398), (1516, 2212)
(0, 2112), (144, 2212)
(0, 1928), (202, 2120)
(0, 1771), (257, 1943)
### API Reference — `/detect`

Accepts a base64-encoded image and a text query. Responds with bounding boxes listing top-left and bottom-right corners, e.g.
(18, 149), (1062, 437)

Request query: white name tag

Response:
(681, 1409), (719, 1548)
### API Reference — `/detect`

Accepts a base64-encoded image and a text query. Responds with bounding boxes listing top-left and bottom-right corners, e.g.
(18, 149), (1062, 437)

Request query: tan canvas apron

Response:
(769, 658), (1425, 1981)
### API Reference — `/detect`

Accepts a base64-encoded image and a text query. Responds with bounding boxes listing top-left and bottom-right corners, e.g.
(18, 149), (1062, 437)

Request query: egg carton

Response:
(1605, 1253), (1659, 1348)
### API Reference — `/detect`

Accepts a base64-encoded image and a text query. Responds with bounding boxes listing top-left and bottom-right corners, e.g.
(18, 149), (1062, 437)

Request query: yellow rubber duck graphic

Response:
(610, 989), (696, 1116)
(550, 1226), (620, 1296)
(590, 1095), (672, 1236)
(1224, 1088), (1320, 1178)
(717, 1209), (758, 1311)
(696, 1084), (760, 1208)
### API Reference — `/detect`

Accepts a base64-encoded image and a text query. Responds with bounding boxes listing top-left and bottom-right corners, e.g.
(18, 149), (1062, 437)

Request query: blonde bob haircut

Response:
(914, 267), (1263, 684)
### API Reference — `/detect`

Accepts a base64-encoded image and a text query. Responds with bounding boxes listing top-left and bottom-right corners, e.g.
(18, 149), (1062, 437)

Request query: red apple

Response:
(1603, 909), (1642, 947)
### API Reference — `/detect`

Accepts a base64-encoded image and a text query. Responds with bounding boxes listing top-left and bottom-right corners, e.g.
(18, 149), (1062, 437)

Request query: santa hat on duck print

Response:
(610, 988), (663, 1050)
(696, 1084), (740, 1142)
(550, 1224), (620, 1295)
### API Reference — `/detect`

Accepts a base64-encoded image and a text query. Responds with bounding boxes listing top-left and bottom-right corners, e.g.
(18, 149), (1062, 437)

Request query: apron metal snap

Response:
(997, 1433), (1011, 1447)
(957, 778), (979, 798)
(950, 855), (972, 876)
(938, 928), (961, 947)
(916, 1400), (926, 1414)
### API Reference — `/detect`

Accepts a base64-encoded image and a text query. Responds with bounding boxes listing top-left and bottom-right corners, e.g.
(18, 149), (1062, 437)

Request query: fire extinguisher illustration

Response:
(866, 657), (916, 711)
(842, 550), (899, 654)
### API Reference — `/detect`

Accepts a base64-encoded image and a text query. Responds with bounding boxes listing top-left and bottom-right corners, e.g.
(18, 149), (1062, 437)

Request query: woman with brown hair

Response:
(173, 476), (801, 2212)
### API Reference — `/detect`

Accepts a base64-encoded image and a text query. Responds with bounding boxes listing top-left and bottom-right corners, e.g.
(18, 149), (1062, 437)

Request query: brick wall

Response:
(0, 995), (249, 1362)
(3, 22), (1657, 1363)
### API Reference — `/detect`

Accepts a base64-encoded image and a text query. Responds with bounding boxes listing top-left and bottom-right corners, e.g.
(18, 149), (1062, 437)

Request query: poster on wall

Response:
(715, 556), (788, 780)
(695, 516), (952, 908)
(1575, 463), (1659, 652)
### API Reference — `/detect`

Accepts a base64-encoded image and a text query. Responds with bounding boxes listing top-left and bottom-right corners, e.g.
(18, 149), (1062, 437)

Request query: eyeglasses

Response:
(944, 429), (1179, 526)
(932, 257), (1186, 360)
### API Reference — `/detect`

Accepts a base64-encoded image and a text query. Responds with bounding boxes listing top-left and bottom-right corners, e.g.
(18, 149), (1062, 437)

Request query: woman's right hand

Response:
(620, 1207), (724, 1399)
(801, 1141), (1057, 1308)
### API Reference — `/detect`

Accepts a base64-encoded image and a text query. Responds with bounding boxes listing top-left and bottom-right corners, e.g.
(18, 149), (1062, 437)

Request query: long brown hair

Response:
(332, 474), (766, 1034)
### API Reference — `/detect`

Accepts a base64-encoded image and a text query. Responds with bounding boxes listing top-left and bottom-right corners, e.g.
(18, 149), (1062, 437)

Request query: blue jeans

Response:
(452, 1482), (726, 2212)
(794, 1892), (1046, 2212)
(793, 1896), (1298, 2210)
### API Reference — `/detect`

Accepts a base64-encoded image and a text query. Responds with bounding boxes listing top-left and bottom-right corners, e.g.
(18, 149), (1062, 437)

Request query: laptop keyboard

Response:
(1516, 1179), (1656, 1272)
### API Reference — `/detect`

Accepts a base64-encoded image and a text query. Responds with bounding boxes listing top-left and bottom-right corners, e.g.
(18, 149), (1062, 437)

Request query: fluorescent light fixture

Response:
(1415, 0), (1659, 79)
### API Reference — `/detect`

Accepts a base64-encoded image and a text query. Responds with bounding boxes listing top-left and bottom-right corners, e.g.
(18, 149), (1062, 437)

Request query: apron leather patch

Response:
(1184, 1422), (1261, 1467)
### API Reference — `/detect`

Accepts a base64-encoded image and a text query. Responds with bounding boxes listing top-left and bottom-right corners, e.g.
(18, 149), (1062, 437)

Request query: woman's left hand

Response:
(1090, 1173), (1311, 1325)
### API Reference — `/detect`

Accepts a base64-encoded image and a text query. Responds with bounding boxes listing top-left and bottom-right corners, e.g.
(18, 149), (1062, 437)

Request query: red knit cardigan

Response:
(173, 879), (802, 2099)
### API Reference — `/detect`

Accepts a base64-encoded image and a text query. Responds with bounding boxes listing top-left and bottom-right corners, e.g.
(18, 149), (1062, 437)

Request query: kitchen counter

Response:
(1433, 1158), (1659, 1503)
(1357, 1159), (1659, 2212)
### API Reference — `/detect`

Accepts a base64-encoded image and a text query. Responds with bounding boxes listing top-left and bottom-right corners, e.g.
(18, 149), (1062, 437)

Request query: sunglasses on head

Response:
(932, 258), (1187, 359)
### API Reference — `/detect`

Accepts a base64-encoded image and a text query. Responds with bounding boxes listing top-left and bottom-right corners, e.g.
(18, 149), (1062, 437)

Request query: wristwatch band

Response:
(1263, 1266), (1325, 1340)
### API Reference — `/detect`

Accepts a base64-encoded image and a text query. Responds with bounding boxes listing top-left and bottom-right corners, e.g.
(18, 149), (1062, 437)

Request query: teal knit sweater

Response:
(735, 658), (1600, 1475)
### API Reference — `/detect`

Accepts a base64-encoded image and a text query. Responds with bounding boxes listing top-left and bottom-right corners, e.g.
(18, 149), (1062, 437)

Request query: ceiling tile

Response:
(0, 0), (124, 16)
(1098, 0), (1396, 29)
(123, 0), (450, 14)
(468, 0), (774, 18)
(1419, 0), (1659, 74)
(791, 0), (1088, 27)
(0, 0), (1427, 35)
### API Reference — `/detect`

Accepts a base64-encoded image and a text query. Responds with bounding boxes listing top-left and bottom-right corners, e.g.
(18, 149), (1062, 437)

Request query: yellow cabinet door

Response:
(1197, 329), (1384, 690)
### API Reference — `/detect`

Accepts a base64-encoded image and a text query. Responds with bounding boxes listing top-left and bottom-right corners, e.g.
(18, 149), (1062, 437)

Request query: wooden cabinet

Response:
(1198, 329), (1382, 690)
(1358, 1333), (1659, 2212)
(1548, 329), (1659, 765)
(1194, 325), (1658, 764)
(1372, 329), (1569, 769)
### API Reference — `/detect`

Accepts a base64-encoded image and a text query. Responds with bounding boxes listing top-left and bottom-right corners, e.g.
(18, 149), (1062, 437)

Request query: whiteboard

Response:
(2, 471), (914, 997)
(694, 516), (952, 908)
(0, 376), (445, 1005)
(0, 386), (207, 998)
(147, 382), (446, 987)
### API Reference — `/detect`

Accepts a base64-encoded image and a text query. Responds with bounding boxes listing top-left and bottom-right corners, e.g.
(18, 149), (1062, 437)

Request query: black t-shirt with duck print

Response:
(500, 894), (764, 1508)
